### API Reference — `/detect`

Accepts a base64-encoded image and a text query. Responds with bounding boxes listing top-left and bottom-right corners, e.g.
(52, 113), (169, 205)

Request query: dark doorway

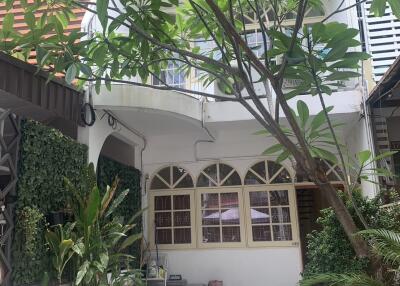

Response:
(296, 187), (330, 267)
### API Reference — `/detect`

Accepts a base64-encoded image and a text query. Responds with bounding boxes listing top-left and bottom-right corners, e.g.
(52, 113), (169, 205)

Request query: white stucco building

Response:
(77, 1), (377, 286)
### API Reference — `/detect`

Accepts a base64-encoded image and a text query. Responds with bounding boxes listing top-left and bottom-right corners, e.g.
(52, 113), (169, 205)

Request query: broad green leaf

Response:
(25, 12), (36, 29)
(310, 106), (334, 132)
(253, 130), (270, 135)
(84, 186), (100, 226)
(312, 147), (337, 164)
(357, 150), (372, 165)
(65, 64), (77, 84)
(325, 71), (360, 81)
(76, 261), (90, 285)
(370, 0), (387, 17)
(297, 100), (309, 127)
(105, 189), (129, 218)
(276, 150), (291, 163)
(94, 45), (108, 67)
(3, 13), (14, 32)
(97, 0), (110, 31)
(119, 233), (142, 251)
(370, 151), (398, 163)
(388, 0), (400, 18)
(262, 144), (284, 155)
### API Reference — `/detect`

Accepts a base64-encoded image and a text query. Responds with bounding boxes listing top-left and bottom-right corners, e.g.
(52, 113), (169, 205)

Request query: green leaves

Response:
(65, 64), (78, 84)
(97, 0), (110, 31)
(297, 100), (310, 128)
(3, 13), (14, 32)
(370, 0), (388, 17)
(357, 150), (372, 165)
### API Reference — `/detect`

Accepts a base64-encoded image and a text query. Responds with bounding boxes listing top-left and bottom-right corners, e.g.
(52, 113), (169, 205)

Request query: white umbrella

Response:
(204, 208), (269, 220)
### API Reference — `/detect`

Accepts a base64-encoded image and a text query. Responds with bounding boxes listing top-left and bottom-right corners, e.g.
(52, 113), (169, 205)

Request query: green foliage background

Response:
(97, 155), (142, 268)
(303, 191), (400, 278)
(12, 120), (87, 285)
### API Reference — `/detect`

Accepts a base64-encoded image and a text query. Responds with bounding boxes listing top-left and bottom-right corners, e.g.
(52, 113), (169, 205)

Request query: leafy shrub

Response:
(12, 120), (87, 285)
(302, 191), (400, 278)
(97, 155), (142, 268)
(12, 206), (47, 285)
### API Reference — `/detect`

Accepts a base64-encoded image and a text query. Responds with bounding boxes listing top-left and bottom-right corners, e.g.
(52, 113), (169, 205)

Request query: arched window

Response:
(243, 160), (298, 247)
(149, 166), (195, 249)
(296, 158), (344, 182)
(197, 163), (242, 187)
(150, 165), (194, 190)
(244, 160), (292, 185)
(196, 163), (245, 247)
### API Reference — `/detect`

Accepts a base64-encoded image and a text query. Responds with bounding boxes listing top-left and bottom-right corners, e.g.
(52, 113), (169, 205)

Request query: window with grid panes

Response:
(196, 163), (245, 247)
(244, 160), (299, 247)
(149, 166), (195, 249)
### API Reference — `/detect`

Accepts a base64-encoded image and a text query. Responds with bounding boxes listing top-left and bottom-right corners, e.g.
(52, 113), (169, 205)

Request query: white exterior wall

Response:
(142, 130), (301, 286)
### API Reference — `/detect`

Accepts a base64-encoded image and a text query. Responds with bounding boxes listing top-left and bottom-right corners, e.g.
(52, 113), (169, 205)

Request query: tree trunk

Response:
(315, 178), (369, 258)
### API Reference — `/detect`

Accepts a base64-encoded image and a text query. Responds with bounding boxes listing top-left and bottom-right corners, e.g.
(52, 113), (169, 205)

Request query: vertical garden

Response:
(12, 121), (141, 285)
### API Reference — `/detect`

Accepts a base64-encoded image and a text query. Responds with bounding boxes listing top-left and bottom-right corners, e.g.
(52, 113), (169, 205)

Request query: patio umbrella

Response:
(204, 208), (269, 220)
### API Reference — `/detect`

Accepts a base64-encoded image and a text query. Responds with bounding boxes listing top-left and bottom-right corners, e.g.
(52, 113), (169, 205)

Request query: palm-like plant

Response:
(46, 163), (144, 286)
(300, 229), (400, 286)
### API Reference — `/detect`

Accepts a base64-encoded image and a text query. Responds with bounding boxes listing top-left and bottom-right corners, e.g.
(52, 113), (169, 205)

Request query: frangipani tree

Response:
(1, 0), (399, 259)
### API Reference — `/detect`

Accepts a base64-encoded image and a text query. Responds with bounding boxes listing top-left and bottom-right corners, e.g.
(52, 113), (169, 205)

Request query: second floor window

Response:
(152, 61), (186, 89)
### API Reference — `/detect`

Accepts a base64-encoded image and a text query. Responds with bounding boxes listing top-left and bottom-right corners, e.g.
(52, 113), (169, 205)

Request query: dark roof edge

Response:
(367, 56), (400, 104)
(0, 52), (82, 93)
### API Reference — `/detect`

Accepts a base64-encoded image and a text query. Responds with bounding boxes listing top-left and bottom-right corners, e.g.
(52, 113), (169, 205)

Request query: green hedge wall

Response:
(12, 120), (88, 285)
(97, 155), (142, 267)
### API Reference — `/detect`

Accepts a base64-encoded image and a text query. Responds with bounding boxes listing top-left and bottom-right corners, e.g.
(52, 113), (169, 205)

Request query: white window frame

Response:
(196, 186), (246, 248)
(244, 184), (299, 247)
(148, 189), (196, 250)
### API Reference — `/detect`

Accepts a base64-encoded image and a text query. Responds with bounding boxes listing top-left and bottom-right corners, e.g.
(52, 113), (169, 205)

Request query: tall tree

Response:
(1, 0), (399, 258)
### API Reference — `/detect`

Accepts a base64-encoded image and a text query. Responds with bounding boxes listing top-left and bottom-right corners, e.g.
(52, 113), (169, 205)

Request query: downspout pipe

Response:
(194, 98), (216, 161)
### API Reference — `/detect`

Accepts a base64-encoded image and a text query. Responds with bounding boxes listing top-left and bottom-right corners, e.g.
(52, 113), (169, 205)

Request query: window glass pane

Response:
(271, 207), (291, 223)
(154, 196), (171, 210)
(151, 176), (169, 189)
(197, 173), (217, 187)
(272, 225), (292, 241)
(156, 229), (172, 244)
(250, 191), (269, 207)
(244, 170), (264, 185)
(222, 226), (241, 242)
(222, 171), (242, 186)
(220, 192), (239, 208)
(201, 193), (219, 209)
(271, 168), (292, 184)
(252, 225), (272, 241)
(173, 195), (190, 210)
(267, 161), (283, 181)
(270, 190), (289, 206)
(202, 227), (220, 243)
(174, 228), (191, 244)
(175, 174), (194, 188)
(203, 164), (218, 183)
(174, 211), (191, 227)
(155, 212), (171, 227)
(219, 164), (233, 181)
(172, 166), (193, 188)
(252, 161), (266, 180)
(251, 208), (270, 224)
(202, 210), (220, 225)
(221, 208), (240, 225)
(158, 167), (171, 185)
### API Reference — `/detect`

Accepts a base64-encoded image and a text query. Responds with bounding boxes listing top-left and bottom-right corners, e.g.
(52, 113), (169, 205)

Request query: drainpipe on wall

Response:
(194, 98), (217, 161)
(362, 80), (380, 197)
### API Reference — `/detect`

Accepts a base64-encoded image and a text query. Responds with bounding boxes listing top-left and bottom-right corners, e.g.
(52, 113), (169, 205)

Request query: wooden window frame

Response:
(148, 189), (196, 250)
(244, 184), (300, 247)
(196, 187), (246, 249)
